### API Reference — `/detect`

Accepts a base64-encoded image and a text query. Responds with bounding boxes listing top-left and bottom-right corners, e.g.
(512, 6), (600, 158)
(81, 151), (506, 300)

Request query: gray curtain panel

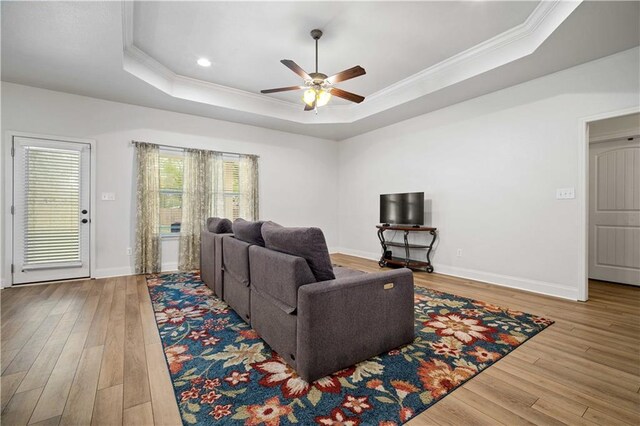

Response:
(179, 148), (213, 271)
(134, 142), (161, 274)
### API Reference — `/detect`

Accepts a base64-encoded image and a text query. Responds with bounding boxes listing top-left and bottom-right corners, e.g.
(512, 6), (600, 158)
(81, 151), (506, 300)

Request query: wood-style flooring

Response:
(1, 253), (638, 425)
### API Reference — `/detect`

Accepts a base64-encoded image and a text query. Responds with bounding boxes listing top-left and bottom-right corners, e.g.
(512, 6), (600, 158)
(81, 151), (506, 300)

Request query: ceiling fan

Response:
(261, 29), (366, 111)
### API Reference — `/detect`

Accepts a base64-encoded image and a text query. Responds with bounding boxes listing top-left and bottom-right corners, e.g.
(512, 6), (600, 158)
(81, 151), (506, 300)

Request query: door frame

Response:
(3, 131), (97, 288)
(578, 106), (640, 301)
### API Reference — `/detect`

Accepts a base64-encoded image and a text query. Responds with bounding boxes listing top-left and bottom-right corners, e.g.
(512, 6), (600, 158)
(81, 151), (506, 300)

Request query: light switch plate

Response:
(101, 192), (116, 201)
(556, 188), (575, 199)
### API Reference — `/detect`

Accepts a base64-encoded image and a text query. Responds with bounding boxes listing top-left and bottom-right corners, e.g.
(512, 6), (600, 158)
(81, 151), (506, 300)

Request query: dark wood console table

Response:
(376, 225), (437, 273)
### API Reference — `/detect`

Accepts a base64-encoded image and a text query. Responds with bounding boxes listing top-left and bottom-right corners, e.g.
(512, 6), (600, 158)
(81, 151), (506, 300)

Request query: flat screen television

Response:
(380, 192), (424, 225)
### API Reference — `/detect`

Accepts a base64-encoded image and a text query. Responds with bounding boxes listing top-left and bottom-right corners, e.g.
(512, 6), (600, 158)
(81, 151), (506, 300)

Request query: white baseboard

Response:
(93, 262), (180, 278)
(435, 264), (579, 301)
(93, 266), (134, 278)
(332, 247), (379, 261)
(334, 249), (579, 301)
(62, 252), (582, 300)
(161, 262), (179, 272)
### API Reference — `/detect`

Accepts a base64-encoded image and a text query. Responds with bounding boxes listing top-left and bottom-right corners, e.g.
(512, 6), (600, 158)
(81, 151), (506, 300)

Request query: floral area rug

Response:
(146, 272), (553, 425)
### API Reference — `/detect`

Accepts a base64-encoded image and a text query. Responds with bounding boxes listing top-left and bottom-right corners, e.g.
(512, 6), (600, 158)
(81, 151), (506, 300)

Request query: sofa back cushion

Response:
(262, 222), (335, 282)
(232, 218), (265, 246)
(222, 237), (252, 286)
(207, 217), (232, 233)
(249, 245), (316, 313)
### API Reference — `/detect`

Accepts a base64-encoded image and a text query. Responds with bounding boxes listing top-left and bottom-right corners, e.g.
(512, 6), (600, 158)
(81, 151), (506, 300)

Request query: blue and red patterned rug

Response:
(146, 272), (553, 425)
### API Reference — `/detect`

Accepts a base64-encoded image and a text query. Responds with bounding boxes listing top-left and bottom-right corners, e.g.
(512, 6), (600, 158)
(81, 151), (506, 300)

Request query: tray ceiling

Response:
(2, 1), (639, 139)
(132, 1), (539, 103)
(121, 1), (580, 123)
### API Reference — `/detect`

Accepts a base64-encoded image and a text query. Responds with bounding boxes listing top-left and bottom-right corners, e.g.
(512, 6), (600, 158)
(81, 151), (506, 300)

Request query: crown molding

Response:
(121, 0), (582, 125)
(351, 0), (582, 121)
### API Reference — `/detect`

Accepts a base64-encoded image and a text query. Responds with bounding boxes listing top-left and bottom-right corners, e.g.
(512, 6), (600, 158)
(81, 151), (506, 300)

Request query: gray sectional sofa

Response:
(200, 217), (233, 299)
(200, 218), (415, 382)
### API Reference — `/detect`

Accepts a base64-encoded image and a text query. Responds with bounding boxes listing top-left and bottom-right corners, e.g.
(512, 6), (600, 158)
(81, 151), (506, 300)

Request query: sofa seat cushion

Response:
(262, 222), (335, 282)
(207, 217), (232, 233)
(333, 266), (366, 279)
(232, 218), (265, 246)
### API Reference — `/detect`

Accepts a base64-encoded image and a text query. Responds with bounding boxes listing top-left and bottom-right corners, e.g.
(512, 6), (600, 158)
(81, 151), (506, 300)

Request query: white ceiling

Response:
(2, 1), (639, 140)
(133, 1), (538, 104)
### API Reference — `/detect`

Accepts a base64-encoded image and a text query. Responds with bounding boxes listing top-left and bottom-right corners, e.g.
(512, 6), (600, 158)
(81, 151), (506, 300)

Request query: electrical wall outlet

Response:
(101, 192), (116, 201)
(456, 249), (463, 257)
(126, 247), (132, 256)
(556, 187), (575, 199)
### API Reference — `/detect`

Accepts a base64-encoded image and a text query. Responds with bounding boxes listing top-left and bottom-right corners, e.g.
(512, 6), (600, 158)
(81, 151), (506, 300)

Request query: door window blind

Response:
(23, 146), (81, 265)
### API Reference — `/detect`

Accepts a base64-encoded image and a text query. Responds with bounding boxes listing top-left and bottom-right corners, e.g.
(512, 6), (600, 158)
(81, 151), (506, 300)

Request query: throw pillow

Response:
(207, 217), (232, 233)
(232, 218), (265, 246)
(262, 222), (335, 282)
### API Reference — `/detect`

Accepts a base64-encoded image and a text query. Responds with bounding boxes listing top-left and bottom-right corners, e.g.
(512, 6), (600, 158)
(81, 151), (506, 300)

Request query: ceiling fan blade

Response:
(261, 86), (305, 94)
(304, 99), (316, 111)
(329, 87), (365, 104)
(325, 66), (366, 84)
(281, 59), (311, 80)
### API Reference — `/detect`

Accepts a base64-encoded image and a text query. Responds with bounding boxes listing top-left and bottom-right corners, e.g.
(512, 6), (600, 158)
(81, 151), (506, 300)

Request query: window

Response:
(159, 150), (184, 235)
(158, 150), (243, 235)
(222, 158), (241, 220)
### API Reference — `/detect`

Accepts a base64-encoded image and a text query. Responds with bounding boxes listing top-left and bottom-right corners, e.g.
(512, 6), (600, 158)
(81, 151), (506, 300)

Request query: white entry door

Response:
(589, 137), (640, 286)
(12, 137), (91, 284)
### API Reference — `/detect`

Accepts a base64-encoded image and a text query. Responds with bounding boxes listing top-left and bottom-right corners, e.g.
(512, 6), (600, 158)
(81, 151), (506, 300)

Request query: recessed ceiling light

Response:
(197, 58), (211, 67)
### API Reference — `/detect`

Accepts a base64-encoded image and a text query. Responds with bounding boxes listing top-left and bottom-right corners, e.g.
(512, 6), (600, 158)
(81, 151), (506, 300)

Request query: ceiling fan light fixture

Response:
(303, 88), (332, 108)
(261, 29), (366, 111)
(316, 89), (332, 107)
(303, 88), (317, 106)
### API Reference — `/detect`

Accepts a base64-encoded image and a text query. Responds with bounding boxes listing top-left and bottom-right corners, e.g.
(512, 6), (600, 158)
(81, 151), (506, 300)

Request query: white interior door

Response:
(12, 137), (91, 284)
(589, 137), (640, 286)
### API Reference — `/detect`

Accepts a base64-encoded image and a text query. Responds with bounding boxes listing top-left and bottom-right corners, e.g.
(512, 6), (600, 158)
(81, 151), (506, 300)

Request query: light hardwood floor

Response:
(1, 253), (638, 425)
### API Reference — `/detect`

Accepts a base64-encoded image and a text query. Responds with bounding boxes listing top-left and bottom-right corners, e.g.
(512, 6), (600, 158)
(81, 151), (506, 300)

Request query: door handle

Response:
(81, 219), (88, 224)
(81, 209), (88, 214)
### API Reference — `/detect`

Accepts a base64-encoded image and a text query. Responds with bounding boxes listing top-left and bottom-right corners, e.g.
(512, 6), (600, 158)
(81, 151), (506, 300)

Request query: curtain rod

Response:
(130, 140), (259, 158)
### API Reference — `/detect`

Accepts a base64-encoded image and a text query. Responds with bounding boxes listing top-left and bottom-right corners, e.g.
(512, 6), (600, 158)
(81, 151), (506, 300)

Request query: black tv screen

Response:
(380, 192), (424, 225)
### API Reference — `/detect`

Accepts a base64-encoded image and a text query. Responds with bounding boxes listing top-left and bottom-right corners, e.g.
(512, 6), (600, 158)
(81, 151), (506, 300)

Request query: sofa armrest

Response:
(200, 230), (217, 291)
(296, 268), (415, 382)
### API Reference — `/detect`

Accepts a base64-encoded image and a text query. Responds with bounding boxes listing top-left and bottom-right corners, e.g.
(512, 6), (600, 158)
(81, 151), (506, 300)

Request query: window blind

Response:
(223, 160), (239, 192)
(223, 160), (240, 220)
(23, 147), (81, 265)
(159, 150), (184, 234)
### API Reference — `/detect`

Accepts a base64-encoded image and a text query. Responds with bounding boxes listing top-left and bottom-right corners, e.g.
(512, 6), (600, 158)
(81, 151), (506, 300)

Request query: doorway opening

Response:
(585, 112), (640, 298)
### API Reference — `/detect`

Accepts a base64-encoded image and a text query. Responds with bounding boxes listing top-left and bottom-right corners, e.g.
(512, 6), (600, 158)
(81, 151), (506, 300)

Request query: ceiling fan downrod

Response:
(311, 29), (322, 74)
